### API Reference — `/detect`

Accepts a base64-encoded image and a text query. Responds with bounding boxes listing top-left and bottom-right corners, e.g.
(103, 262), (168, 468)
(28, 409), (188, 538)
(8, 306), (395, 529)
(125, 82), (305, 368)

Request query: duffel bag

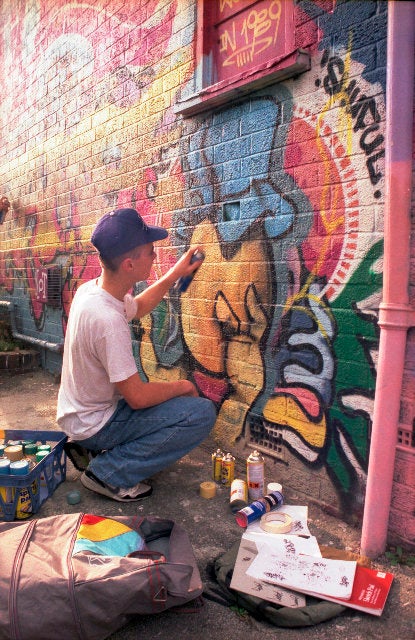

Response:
(0, 512), (203, 640)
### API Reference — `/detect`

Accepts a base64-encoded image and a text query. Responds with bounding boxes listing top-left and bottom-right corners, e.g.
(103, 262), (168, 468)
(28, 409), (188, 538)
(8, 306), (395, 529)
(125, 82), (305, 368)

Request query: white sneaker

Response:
(81, 470), (153, 502)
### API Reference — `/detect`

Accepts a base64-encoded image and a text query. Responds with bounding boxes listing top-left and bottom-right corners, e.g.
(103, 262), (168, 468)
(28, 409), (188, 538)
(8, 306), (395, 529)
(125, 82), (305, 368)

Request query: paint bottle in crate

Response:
(10, 459), (33, 519)
(37, 444), (51, 454)
(0, 458), (13, 517)
(23, 443), (40, 500)
(24, 443), (38, 468)
(4, 444), (24, 462)
(36, 450), (50, 488)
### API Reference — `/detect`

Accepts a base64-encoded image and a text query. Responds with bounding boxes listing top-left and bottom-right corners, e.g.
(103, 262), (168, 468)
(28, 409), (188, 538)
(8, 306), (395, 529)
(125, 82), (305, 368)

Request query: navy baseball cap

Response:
(91, 208), (168, 259)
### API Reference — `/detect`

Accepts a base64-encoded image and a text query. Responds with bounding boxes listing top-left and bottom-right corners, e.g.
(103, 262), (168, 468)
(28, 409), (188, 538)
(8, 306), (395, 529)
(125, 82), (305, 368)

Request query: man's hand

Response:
(179, 379), (199, 397)
(166, 246), (205, 283)
(134, 246), (205, 318)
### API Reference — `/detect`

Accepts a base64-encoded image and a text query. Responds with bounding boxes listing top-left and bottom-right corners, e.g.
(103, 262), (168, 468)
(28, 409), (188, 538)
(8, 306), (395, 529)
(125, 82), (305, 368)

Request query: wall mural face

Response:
(0, 1), (385, 515)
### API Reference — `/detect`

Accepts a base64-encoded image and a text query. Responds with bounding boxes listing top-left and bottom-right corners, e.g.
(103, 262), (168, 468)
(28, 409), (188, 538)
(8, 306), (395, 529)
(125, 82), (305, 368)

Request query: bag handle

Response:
(9, 520), (36, 640)
(127, 549), (166, 562)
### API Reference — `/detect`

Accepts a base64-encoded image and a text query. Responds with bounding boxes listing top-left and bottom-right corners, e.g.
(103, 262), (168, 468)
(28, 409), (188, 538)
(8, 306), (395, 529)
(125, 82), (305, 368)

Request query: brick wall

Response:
(0, 0), (413, 548)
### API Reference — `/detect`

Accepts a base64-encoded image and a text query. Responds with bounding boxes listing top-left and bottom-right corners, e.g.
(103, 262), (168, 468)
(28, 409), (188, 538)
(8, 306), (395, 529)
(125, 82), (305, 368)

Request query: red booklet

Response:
(316, 564), (394, 616)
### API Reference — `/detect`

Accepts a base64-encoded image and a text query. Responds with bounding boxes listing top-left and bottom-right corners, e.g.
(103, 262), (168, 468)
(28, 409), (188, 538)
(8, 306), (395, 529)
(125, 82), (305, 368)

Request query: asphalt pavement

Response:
(1, 369), (414, 640)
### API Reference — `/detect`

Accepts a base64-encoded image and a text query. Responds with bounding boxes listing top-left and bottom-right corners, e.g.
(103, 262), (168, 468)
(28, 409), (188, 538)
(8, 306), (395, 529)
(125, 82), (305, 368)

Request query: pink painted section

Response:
(361, 0), (415, 558)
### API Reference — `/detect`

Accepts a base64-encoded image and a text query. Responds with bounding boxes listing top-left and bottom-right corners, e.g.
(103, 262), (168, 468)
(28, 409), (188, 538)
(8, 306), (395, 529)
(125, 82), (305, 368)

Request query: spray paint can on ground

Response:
(211, 448), (224, 482)
(229, 478), (248, 513)
(235, 490), (284, 528)
(246, 450), (265, 501)
(221, 453), (235, 486)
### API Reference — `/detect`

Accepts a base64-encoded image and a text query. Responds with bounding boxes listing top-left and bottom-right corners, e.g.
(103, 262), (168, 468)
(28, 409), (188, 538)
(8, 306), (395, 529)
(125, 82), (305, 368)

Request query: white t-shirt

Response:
(56, 279), (138, 440)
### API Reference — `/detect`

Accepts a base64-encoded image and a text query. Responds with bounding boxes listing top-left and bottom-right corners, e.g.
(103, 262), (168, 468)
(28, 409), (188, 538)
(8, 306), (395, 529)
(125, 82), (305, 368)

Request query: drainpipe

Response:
(360, 1), (415, 558)
(0, 300), (63, 353)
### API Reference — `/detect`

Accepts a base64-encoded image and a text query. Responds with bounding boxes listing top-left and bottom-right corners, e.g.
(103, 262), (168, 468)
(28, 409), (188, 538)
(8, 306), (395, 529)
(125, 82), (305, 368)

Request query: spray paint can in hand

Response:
(235, 490), (284, 528)
(246, 449), (265, 501)
(174, 250), (205, 292)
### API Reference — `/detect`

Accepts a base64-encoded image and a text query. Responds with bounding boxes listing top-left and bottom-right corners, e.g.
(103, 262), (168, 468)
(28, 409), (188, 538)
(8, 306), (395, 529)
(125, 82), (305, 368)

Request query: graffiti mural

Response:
(0, 1), (386, 516)
(0, 0), (189, 330)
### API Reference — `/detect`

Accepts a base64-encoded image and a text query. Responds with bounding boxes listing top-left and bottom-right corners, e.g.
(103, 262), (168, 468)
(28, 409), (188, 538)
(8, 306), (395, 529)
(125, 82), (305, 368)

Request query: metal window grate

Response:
(398, 426), (415, 449)
(35, 266), (62, 308)
(46, 266), (62, 308)
(248, 414), (286, 460)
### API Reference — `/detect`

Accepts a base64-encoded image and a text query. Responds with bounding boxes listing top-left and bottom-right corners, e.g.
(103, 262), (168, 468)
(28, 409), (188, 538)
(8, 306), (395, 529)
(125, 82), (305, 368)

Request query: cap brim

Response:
(145, 224), (169, 243)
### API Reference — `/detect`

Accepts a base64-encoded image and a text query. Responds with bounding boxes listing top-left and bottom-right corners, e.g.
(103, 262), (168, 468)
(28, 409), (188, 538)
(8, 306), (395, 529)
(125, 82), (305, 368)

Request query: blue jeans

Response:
(77, 396), (216, 488)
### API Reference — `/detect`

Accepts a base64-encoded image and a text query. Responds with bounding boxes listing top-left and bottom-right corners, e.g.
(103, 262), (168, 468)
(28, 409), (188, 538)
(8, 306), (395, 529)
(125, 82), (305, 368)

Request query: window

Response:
(176, 0), (310, 116)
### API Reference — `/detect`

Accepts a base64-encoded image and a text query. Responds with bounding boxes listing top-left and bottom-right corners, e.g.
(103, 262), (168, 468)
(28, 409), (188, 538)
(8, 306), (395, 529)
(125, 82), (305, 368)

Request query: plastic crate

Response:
(0, 429), (67, 521)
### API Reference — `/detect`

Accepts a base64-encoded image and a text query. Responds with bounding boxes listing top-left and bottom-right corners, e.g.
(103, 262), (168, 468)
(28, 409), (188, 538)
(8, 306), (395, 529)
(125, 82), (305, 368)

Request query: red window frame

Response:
(176, 0), (310, 116)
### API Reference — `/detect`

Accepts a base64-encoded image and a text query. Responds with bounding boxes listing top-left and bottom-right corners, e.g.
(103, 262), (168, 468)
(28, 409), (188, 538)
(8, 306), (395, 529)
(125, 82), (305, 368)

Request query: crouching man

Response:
(57, 207), (216, 501)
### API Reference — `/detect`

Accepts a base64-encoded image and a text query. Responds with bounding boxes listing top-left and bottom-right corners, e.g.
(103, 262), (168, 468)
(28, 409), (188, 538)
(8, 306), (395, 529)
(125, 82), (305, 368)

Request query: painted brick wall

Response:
(0, 0), (413, 548)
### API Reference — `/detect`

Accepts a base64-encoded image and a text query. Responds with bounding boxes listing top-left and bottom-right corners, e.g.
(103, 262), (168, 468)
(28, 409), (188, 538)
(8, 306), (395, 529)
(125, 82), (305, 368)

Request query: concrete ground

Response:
(0, 368), (414, 640)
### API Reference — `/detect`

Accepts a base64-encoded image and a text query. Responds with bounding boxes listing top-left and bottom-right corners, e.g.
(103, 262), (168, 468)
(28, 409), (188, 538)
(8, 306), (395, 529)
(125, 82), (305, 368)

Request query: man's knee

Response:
(195, 397), (216, 430)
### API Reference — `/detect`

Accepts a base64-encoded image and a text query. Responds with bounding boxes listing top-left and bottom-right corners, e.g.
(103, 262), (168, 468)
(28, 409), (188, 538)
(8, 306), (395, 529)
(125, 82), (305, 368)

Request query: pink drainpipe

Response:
(360, 1), (415, 558)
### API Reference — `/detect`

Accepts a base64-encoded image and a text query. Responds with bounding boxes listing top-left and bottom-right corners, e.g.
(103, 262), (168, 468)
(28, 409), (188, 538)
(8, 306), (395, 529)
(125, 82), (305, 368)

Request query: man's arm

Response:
(134, 246), (203, 318)
(115, 372), (199, 409)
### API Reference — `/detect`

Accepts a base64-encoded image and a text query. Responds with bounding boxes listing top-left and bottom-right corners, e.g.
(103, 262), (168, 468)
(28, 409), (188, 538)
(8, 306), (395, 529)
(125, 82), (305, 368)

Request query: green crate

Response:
(0, 430), (67, 521)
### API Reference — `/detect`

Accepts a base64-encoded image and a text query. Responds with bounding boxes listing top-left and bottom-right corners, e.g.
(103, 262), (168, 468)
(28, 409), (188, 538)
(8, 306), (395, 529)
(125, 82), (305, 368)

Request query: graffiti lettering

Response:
(220, 1), (282, 69)
(321, 55), (385, 188)
(351, 96), (381, 130)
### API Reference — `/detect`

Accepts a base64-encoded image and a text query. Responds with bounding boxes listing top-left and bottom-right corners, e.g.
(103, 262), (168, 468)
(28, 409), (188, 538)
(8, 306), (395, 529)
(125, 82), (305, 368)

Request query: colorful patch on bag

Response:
(73, 514), (146, 557)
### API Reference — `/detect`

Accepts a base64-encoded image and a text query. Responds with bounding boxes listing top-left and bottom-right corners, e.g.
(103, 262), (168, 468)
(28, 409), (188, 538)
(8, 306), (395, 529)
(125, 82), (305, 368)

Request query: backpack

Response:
(204, 540), (346, 628)
(0, 513), (203, 640)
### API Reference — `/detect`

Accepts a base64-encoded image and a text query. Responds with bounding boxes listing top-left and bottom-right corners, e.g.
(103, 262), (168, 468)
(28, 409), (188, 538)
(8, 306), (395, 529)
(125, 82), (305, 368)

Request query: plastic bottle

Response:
(37, 444), (51, 454)
(0, 458), (12, 517)
(10, 459), (32, 519)
(23, 443), (38, 469)
(4, 444), (24, 462)
(0, 458), (11, 473)
(36, 450), (50, 488)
